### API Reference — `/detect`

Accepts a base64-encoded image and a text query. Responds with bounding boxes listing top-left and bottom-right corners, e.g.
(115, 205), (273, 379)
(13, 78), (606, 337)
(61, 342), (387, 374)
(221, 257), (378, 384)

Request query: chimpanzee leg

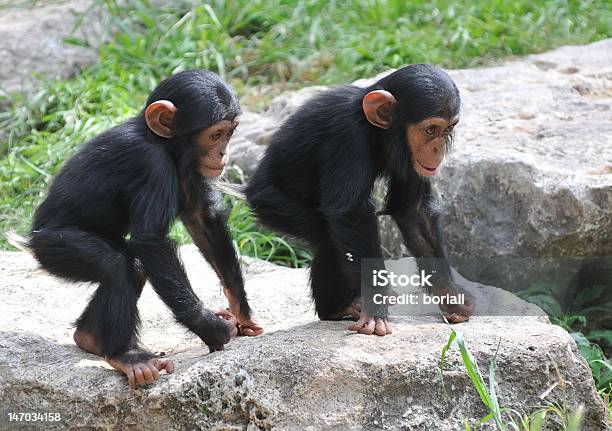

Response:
(29, 227), (143, 357)
(247, 184), (325, 245)
(248, 184), (360, 319)
(311, 239), (361, 320)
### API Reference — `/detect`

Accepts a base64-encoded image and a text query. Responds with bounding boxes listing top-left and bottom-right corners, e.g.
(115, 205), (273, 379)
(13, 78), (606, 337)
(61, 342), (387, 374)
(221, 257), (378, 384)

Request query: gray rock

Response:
(229, 112), (277, 176)
(229, 40), (612, 284)
(265, 85), (329, 122)
(0, 246), (607, 430)
(0, 0), (105, 98)
(228, 88), (329, 176)
(439, 39), (611, 257)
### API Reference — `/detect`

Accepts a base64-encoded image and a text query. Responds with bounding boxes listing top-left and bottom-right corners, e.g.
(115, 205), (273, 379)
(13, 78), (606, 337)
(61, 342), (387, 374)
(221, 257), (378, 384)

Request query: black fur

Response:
(246, 64), (460, 318)
(30, 70), (248, 358)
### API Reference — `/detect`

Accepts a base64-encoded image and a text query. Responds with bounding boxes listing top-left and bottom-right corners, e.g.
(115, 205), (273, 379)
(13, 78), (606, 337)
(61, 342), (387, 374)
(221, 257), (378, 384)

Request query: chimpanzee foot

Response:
(319, 298), (362, 321)
(226, 304), (264, 337)
(347, 311), (392, 336)
(107, 350), (174, 388)
(73, 329), (174, 388)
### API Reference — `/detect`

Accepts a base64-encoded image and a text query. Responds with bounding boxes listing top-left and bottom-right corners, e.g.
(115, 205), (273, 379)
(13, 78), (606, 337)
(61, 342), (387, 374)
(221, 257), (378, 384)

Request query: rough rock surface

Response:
(0, 246), (607, 430)
(229, 40), (612, 283)
(0, 0), (104, 98)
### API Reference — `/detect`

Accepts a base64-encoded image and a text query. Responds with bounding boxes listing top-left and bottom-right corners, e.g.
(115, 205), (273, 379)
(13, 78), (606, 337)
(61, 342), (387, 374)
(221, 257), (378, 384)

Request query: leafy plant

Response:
(440, 328), (585, 431)
(571, 332), (612, 395)
(518, 281), (612, 400)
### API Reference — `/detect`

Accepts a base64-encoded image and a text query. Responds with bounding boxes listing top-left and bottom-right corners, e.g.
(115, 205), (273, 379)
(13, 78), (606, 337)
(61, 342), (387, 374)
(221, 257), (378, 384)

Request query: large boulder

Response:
(434, 39), (612, 284)
(0, 246), (607, 430)
(230, 40), (612, 285)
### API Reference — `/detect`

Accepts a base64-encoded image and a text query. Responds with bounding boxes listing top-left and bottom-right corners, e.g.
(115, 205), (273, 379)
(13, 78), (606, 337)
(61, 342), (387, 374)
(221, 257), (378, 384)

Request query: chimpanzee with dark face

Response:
(28, 70), (263, 388)
(246, 64), (474, 335)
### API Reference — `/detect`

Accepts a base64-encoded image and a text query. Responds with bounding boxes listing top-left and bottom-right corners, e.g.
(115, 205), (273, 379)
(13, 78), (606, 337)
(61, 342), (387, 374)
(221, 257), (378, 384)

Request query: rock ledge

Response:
(0, 246), (607, 430)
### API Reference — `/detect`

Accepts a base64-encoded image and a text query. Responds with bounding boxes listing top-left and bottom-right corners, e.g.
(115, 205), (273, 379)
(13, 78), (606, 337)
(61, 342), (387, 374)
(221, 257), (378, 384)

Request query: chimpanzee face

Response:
(195, 118), (240, 178)
(407, 116), (458, 177)
(144, 98), (240, 179)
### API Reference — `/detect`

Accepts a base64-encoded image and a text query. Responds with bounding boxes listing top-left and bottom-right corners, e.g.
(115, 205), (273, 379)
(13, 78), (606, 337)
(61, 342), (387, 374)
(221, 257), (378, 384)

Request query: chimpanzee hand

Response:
(432, 284), (475, 324)
(201, 308), (239, 353)
(216, 308), (239, 337)
(348, 311), (393, 336)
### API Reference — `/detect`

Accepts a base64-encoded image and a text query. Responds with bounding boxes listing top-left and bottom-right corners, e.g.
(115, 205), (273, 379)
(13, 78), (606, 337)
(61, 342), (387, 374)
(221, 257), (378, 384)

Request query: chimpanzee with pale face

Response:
(28, 70), (263, 388)
(246, 64), (474, 335)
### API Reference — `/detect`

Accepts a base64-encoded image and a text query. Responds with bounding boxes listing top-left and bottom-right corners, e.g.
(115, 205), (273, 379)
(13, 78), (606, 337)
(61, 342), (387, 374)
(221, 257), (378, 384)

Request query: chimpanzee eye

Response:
(211, 132), (222, 141)
(425, 126), (436, 135)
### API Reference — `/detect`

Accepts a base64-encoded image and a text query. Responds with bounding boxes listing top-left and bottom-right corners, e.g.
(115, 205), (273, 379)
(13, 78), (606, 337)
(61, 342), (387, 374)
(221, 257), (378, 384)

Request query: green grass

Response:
(171, 197), (313, 267)
(1, 0), (611, 254)
(440, 328), (586, 430)
(518, 282), (612, 404)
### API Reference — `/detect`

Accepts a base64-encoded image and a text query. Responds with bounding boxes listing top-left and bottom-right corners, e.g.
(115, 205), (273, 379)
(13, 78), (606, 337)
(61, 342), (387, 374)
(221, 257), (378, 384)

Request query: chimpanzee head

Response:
(362, 64), (460, 177)
(144, 70), (241, 178)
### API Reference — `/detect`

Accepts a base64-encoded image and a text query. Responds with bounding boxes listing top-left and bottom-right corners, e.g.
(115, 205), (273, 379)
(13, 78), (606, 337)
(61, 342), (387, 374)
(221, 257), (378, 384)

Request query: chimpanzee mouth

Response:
(201, 164), (225, 178)
(417, 161), (439, 174)
(203, 164), (225, 172)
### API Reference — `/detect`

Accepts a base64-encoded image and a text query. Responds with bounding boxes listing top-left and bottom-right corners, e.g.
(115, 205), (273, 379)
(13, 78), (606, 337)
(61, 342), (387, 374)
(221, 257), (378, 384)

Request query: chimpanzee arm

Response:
(385, 177), (453, 286)
(181, 183), (251, 319)
(385, 177), (474, 322)
(127, 167), (233, 350)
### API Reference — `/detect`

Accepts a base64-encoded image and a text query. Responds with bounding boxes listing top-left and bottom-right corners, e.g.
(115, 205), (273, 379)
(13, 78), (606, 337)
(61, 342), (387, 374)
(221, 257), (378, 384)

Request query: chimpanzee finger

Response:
(216, 308), (238, 325)
(154, 359), (175, 374)
(140, 365), (155, 384)
(358, 318), (376, 335)
(454, 313), (470, 323)
(373, 318), (387, 336)
(445, 312), (469, 324)
(239, 326), (260, 336)
(227, 321), (238, 338)
(147, 361), (160, 380)
(247, 321), (264, 331)
(127, 367), (136, 389)
(348, 316), (368, 332)
(348, 315), (375, 333)
(134, 367), (146, 386)
(384, 319), (393, 334)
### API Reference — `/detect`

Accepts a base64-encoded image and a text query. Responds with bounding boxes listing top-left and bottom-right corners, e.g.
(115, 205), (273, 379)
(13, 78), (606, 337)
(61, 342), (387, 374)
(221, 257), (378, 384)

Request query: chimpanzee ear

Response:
(145, 100), (177, 138)
(362, 90), (396, 129)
